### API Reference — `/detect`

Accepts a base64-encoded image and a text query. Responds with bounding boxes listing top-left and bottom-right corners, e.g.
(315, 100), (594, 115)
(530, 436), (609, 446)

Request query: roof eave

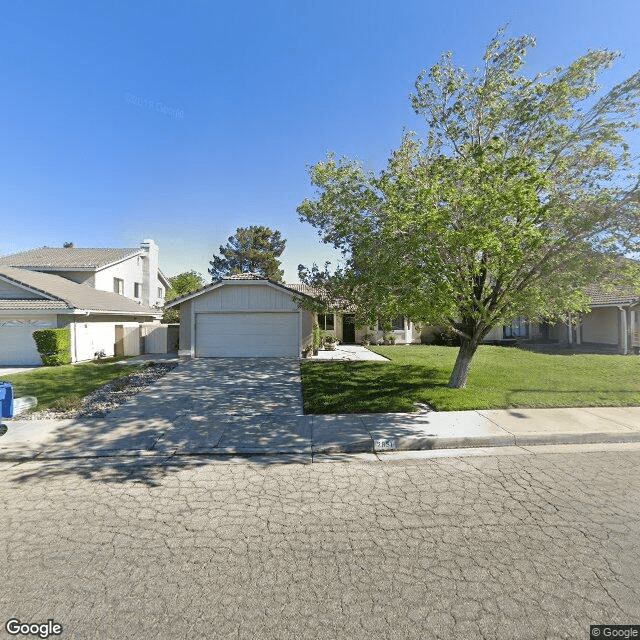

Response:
(589, 299), (640, 308)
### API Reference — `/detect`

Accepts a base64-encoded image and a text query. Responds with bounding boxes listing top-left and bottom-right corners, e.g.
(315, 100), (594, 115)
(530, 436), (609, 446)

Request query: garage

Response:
(196, 312), (300, 357)
(0, 317), (56, 365)
(167, 275), (315, 359)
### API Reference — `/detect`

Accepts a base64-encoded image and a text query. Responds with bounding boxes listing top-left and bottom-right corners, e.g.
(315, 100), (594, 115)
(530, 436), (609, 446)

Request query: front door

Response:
(342, 314), (356, 344)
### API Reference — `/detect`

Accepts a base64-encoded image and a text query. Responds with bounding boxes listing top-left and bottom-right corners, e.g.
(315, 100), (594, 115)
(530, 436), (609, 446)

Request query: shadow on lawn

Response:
(4, 358), (311, 487)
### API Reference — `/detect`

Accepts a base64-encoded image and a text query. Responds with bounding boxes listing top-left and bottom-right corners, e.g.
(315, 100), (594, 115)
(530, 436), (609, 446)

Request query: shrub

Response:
(313, 323), (322, 352)
(32, 327), (72, 366)
(432, 328), (462, 346)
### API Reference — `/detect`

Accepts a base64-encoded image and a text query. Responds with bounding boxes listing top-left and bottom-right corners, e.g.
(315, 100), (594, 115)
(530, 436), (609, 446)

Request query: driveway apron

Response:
(155, 358), (309, 455)
(146, 358), (307, 455)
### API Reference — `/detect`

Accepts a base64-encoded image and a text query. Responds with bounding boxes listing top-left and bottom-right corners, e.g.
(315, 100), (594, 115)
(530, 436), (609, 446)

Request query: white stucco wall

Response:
(73, 321), (117, 361)
(72, 320), (143, 361)
(581, 307), (620, 345)
(94, 258), (145, 301)
(92, 252), (164, 308)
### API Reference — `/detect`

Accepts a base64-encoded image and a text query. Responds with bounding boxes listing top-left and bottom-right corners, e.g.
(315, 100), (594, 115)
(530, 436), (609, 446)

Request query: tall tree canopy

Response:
(298, 29), (640, 388)
(162, 270), (204, 323)
(209, 225), (286, 281)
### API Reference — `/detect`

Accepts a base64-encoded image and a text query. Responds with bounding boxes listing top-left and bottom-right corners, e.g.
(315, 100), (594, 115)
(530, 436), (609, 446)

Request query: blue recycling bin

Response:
(0, 381), (14, 418)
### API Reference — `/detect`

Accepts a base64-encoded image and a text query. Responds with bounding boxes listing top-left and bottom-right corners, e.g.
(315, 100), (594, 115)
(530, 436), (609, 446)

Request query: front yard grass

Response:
(300, 345), (640, 413)
(0, 359), (145, 413)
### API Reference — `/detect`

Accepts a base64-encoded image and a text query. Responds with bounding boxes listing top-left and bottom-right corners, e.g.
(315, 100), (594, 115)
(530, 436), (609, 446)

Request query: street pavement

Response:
(1, 445), (639, 639)
(2, 357), (640, 639)
(1, 358), (640, 461)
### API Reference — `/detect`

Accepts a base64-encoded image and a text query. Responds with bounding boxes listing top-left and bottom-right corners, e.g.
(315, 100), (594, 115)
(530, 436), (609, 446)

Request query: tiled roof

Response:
(0, 247), (140, 270)
(585, 282), (640, 306)
(284, 283), (320, 297)
(0, 267), (160, 315)
(224, 273), (264, 280)
(0, 299), (69, 310)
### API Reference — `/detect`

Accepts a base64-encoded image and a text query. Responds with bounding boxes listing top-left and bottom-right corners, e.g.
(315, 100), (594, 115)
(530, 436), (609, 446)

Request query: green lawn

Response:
(0, 359), (145, 413)
(300, 345), (640, 413)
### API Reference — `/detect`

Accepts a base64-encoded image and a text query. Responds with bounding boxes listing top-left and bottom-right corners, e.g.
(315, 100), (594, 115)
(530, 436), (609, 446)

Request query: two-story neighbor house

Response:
(0, 239), (168, 307)
(0, 239), (169, 365)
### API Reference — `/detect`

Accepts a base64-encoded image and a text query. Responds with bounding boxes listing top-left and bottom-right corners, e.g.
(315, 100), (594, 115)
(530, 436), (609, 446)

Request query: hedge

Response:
(32, 327), (72, 366)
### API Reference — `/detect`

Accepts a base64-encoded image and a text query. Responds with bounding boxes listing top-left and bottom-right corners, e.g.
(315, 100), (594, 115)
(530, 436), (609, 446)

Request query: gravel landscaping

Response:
(24, 362), (178, 420)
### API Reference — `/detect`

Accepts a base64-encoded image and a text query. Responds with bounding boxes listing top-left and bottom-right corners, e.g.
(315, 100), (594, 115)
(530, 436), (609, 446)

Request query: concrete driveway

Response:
(1, 358), (310, 459)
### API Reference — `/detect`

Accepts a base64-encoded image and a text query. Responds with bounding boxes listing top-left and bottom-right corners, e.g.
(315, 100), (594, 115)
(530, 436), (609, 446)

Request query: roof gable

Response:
(165, 275), (318, 308)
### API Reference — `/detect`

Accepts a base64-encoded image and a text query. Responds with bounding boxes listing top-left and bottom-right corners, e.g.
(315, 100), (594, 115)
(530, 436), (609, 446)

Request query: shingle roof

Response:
(585, 282), (640, 306)
(0, 247), (140, 270)
(0, 299), (69, 310)
(0, 267), (160, 315)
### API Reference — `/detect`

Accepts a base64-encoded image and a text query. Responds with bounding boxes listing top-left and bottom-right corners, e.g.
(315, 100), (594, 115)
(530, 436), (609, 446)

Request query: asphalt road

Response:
(1, 448), (639, 640)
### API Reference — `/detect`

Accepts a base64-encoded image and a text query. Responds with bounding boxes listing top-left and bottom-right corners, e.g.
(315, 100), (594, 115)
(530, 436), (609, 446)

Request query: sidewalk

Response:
(2, 406), (640, 461)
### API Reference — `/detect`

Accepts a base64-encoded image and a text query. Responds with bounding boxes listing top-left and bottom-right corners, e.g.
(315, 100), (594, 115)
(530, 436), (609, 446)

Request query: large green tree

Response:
(162, 270), (205, 323)
(298, 29), (640, 388)
(208, 225), (286, 281)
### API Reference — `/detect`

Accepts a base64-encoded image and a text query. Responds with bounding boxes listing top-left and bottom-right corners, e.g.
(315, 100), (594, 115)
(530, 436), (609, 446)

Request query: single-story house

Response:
(0, 266), (163, 365)
(166, 269), (640, 359)
(165, 274), (421, 358)
(483, 282), (640, 354)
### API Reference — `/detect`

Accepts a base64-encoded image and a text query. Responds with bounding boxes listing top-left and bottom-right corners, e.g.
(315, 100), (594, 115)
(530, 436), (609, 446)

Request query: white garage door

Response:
(0, 319), (55, 365)
(196, 312), (299, 357)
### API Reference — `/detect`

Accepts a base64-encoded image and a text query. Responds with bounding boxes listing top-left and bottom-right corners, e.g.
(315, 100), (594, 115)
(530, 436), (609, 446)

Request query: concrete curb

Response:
(4, 430), (640, 462)
(3, 406), (640, 461)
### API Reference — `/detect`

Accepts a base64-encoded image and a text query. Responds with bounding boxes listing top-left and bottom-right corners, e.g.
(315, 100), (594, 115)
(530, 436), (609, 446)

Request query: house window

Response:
(503, 319), (529, 338)
(113, 278), (124, 295)
(157, 287), (163, 299)
(391, 315), (404, 331)
(134, 283), (142, 299)
(318, 313), (334, 330)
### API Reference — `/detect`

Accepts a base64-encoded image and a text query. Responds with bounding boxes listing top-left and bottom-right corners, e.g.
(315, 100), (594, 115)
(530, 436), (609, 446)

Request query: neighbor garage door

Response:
(195, 312), (299, 357)
(0, 318), (56, 365)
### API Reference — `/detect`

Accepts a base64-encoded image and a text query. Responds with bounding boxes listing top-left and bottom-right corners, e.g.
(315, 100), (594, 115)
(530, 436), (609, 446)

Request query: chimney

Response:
(140, 239), (159, 307)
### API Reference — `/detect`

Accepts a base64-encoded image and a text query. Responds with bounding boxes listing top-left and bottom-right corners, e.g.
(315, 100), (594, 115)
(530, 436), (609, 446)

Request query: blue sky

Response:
(2, 0), (638, 282)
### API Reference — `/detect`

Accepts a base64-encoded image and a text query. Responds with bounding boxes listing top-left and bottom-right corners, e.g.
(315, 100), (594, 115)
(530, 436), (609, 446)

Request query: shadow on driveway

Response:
(3, 358), (311, 486)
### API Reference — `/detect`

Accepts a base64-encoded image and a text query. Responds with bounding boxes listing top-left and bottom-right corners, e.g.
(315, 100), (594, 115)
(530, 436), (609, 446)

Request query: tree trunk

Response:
(447, 339), (479, 388)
